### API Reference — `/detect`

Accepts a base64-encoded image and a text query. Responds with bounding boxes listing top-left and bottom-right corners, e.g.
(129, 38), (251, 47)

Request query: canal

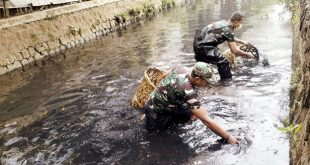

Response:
(0, 0), (292, 164)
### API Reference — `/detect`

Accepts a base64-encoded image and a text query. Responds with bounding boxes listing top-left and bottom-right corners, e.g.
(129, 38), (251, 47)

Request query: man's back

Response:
(149, 68), (201, 114)
(196, 20), (235, 47)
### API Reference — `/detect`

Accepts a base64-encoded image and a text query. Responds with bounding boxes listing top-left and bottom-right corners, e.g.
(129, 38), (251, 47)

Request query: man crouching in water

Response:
(144, 62), (238, 144)
(193, 11), (255, 81)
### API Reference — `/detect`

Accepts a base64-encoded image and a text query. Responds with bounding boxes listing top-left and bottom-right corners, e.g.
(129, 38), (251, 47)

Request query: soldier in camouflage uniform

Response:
(193, 11), (255, 80)
(144, 62), (238, 144)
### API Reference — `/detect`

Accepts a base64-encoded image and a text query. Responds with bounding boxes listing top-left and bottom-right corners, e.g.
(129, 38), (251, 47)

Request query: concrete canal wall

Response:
(0, 0), (180, 75)
(290, 0), (310, 164)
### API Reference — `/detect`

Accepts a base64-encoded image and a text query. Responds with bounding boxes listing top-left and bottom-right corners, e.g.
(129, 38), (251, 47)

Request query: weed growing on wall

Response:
(68, 26), (82, 36)
(162, 0), (175, 9)
(290, 69), (301, 86)
(143, 2), (156, 17)
(281, 0), (299, 23)
(44, 15), (58, 21)
(30, 33), (39, 42)
(128, 7), (142, 17)
(278, 123), (302, 141)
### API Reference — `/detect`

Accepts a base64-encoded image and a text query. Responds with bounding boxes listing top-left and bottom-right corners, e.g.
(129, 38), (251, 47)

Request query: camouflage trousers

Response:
(144, 100), (192, 131)
(193, 32), (232, 80)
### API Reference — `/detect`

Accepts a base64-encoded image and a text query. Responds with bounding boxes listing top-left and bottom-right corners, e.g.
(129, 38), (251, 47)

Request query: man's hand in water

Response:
(226, 134), (238, 144)
(246, 52), (256, 59)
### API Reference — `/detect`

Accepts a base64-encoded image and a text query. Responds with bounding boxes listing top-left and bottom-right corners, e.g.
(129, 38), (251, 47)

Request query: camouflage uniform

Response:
(144, 68), (202, 131)
(193, 20), (235, 80)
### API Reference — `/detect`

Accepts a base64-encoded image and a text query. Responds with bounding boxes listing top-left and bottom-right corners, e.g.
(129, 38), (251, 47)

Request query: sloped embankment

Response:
(0, 0), (177, 75)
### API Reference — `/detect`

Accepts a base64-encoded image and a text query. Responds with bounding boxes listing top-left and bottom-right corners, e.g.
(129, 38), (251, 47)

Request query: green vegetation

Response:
(162, 0), (175, 9)
(283, 117), (290, 126)
(94, 18), (101, 26)
(30, 33), (39, 42)
(114, 13), (130, 24)
(128, 7), (142, 17)
(114, 0), (177, 24)
(281, 0), (298, 8)
(47, 32), (56, 41)
(278, 123), (302, 141)
(44, 15), (58, 21)
(281, 0), (299, 23)
(143, 2), (156, 17)
(117, 2), (160, 24)
(290, 69), (301, 86)
(68, 26), (82, 36)
(289, 69), (302, 110)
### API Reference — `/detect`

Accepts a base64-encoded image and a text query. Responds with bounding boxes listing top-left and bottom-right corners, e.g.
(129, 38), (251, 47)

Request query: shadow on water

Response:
(0, 0), (291, 164)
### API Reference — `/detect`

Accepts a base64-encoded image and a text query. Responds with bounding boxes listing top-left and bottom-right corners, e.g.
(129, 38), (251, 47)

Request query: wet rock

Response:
(70, 41), (76, 47)
(28, 57), (35, 63)
(49, 49), (56, 56)
(21, 59), (28, 66)
(0, 127), (17, 134)
(34, 53), (43, 60)
(66, 43), (72, 49)
(60, 45), (66, 51)
(4, 137), (28, 147)
(79, 38), (85, 44)
(74, 40), (80, 46)
(34, 152), (45, 163)
(42, 51), (48, 57)
(85, 37), (91, 42)
(54, 48), (60, 54)
(4, 122), (17, 128)
(7, 61), (22, 71)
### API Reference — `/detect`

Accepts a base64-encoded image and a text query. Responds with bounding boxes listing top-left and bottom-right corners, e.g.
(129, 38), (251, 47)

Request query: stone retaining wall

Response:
(0, 0), (178, 75)
(289, 0), (310, 164)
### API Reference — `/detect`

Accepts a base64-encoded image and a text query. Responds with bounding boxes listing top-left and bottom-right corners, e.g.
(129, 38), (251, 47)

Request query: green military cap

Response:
(193, 62), (215, 83)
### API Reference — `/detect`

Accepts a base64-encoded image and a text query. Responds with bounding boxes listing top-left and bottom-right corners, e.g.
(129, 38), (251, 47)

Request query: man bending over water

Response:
(144, 62), (238, 144)
(193, 11), (255, 81)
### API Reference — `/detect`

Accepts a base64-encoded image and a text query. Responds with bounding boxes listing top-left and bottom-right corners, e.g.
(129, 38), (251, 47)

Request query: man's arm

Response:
(192, 107), (238, 144)
(234, 37), (248, 44)
(228, 41), (255, 59)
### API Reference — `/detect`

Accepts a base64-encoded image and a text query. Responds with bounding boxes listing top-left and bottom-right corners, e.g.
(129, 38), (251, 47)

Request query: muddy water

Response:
(0, 0), (292, 164)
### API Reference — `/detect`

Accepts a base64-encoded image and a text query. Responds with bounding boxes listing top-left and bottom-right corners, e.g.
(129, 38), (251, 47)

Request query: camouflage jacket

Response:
(148, 68), (201, 114)
(195, 20), (235, 47)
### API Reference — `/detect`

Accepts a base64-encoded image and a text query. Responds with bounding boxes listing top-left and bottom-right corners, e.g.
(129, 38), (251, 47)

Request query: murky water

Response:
(0, 0), (292, 164)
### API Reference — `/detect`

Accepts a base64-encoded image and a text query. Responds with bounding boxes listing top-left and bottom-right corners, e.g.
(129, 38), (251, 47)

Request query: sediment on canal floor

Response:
(0, 0), (182, 75)
(289, 0), (310, 164)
